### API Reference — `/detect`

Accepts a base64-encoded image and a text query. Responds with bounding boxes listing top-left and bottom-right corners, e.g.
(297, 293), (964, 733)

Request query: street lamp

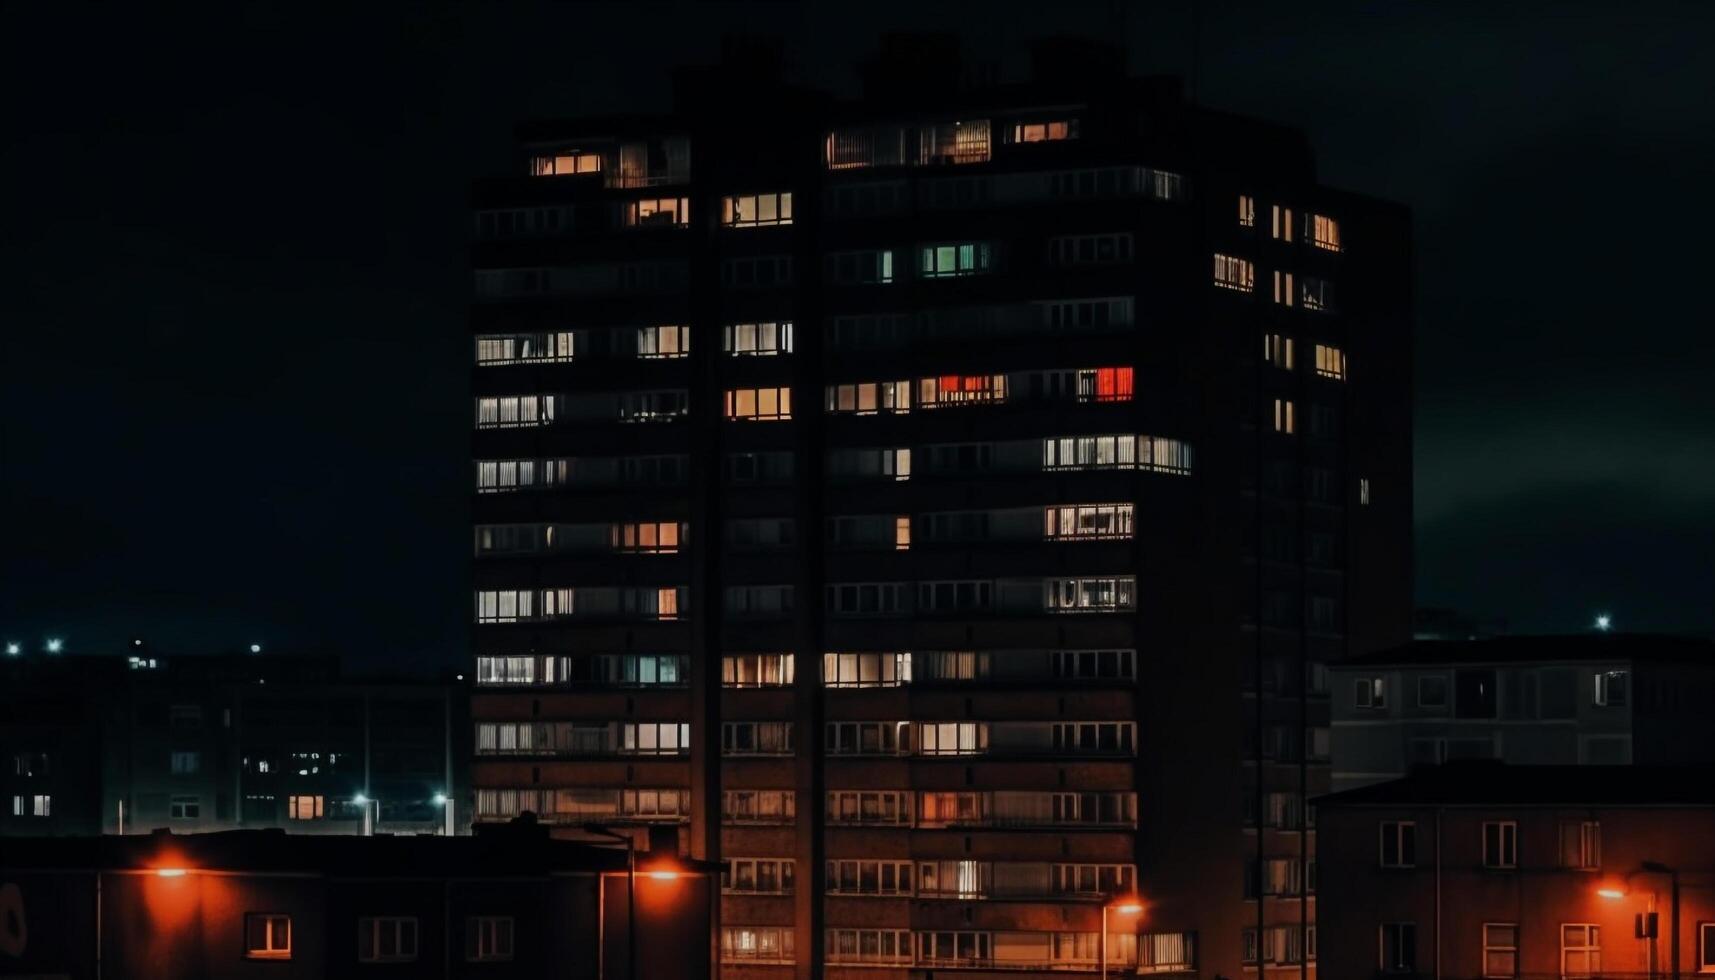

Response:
(4, 642), (18, 656)
(433, 792), (452, 836)
(1599, 863), (1680, 980)
(1101, 896), (1145, 980)
(45, 637), (63, 653)
(353, 793), (378, 836)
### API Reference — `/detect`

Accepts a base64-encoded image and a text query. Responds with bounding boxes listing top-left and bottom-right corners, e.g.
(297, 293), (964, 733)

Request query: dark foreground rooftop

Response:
(1317, 762), (1715, 809)
(1343, 632), (1715, 668)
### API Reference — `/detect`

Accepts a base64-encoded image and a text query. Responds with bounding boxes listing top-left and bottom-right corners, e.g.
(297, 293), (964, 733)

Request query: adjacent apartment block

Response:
(0, 652), (467, 837)
(1317, 763), (1715, 980)
(469, 36), (1412, 979)
(1330, 633), (1715, 792)
(0, 824), (714, 979)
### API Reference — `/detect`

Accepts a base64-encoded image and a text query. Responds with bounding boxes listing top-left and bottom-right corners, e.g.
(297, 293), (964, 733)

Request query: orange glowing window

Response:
(245, 913), (292, 960)
(1093, 367), (1134, 402)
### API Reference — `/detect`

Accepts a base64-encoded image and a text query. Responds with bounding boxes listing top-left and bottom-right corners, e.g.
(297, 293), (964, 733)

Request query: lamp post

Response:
(433, 792), (452, 836)
(1101, 897), (1144, 980)
(585, 824), (637, 980)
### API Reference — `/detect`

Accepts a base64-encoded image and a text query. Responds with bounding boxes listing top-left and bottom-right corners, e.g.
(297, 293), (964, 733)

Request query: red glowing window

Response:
(1094, 367), (1134, 402)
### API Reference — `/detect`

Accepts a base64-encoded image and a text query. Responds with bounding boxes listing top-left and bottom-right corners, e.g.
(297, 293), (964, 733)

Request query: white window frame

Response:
(245, 913), (293, 960)
(1483, 922), (1519, 978)
(1561, 923), (1601, 979)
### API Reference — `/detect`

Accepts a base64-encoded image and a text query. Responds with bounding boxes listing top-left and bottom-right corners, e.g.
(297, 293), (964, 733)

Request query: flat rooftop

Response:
(1340, 632), (1715, 668)
(1317, 762), (1715, 808)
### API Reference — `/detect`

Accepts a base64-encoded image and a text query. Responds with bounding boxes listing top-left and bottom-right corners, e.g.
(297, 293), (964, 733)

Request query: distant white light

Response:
(354, 793), (370, 805)
(433, 793), (448, 806)
(250, 643), (262, 654)
(4, 643), (18, 656)
(455, 674), (465, 681)
(1595, 614), (1613, 632)
(45, 638), (63, 653)
(132, 638), (143, 648)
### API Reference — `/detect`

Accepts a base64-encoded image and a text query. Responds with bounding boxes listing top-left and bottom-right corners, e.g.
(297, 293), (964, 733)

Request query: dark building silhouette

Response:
(1330, 634), (1715, 792)
(469, 36), (1412, 978)
(1317, 763), (1715, 980)
(0, 824), (714, 979)
(0, 652), (467, 837)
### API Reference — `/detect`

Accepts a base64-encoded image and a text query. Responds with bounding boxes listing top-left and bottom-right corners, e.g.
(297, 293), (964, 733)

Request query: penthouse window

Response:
(1314, 343), (1347, 379)
(919, 374), (1006, 408)
(824, 119), (991, 169)
(622, 196), (688, 228)
(476, 331), (578, 365)
(722, 722), (794, 756)
(828, 249), (896, 284)
(635, 325), (688, 359)
(1306, 212), (1342, 251)
(724, 858), (795, 895)
(476, 395), (557, 429)
(1044, 504), (1134, 541)
(918, 242), (993, 278)
(1213, 254), (1255, 291)
(1048, 232), (1134, 266)
(529, 150), (601, 176)
(723, 192), (793, 227)
(825, 381), (910, 414)
(1044, 576), (1135, 612)
(724, 321), (793, 356)
(725, 386), (792, 421)
(1007, 119), (1078, 143)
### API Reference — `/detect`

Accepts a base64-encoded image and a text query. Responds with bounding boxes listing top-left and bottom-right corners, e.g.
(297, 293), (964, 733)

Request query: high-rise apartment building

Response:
(469, 36), (1411, 979)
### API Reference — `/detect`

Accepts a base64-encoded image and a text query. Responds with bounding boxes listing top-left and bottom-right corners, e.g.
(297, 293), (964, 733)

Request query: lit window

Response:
(722, 926), (796, 963)
(1355, 677), (1386, 709)
(1272, 270), (1296, 306)
(918, 242), (992, 278)
(1301, 276), (1335, 311)
(822, 653), (912, 689)
(245, 913), (292, 960)
(918, 374), (1006, 408)
(917, 722), (987, 756)
(723, 321), (793, 356)
(894, 516), (911, 551)
(1139, 932), (1196, 973)
(1008, 120), (1078, 143)
(1379, 821), (1416, 867)
(1238, 195), (1256, 227)
(1272, 398), (1296, 434)
(530, 151), (601, 176)
(612, 521), (683, 554)
(723, 192), (793, 227)
(1380, 922), (1416, 973)
(1360, 478), (1372, 506)
(288, 795), (323, 820)
(1043, 577), (1136, 613)
(1314, 344), (1347, 379)
(722, 654), (795, 688)
(623, 197), (688, 228)
(1264, 334), (1294, 370)
(635, 325), (688, 359)
(1559, 821), (1601, 869)
(1306, 212), (1342, 251)
(1213, 253), (1255, 291)
(1044, 504), (1134, 541)
(1483, 923), (1518, 978)
(1594, 670), (1628, 707)
(1271, 205), (1295, 242)
(475, 395), (559, 429)
(1482, 822), (1518, 870)
(475, 331), (578, 366)
(1561, 924), (1601, 979)
(359, 917), (419, 964)
(725, 386), (793, 421)
(466, 916), (515, 963)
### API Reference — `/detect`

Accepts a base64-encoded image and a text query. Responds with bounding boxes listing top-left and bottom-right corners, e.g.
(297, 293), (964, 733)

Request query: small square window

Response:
(245, 913), (292, 960)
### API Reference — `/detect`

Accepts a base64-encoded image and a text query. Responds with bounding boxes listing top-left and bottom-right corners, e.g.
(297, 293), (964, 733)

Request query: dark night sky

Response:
(3, 1), (1712, 672)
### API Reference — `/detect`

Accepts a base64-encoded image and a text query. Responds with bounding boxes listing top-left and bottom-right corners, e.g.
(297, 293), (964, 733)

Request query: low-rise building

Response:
(1317, 763), (1715, 980)
(1330, 634), (1715, 791)
(0, 822), (714, 979)
(0, 652), (468, 836)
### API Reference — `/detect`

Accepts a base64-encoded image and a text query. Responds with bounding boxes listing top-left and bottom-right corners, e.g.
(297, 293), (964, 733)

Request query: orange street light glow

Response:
(645, 870), (680, 880)
(1112, 901), (1145, 914)
(156, 868), (188, 877)
(1597, 888), (1626, 899)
